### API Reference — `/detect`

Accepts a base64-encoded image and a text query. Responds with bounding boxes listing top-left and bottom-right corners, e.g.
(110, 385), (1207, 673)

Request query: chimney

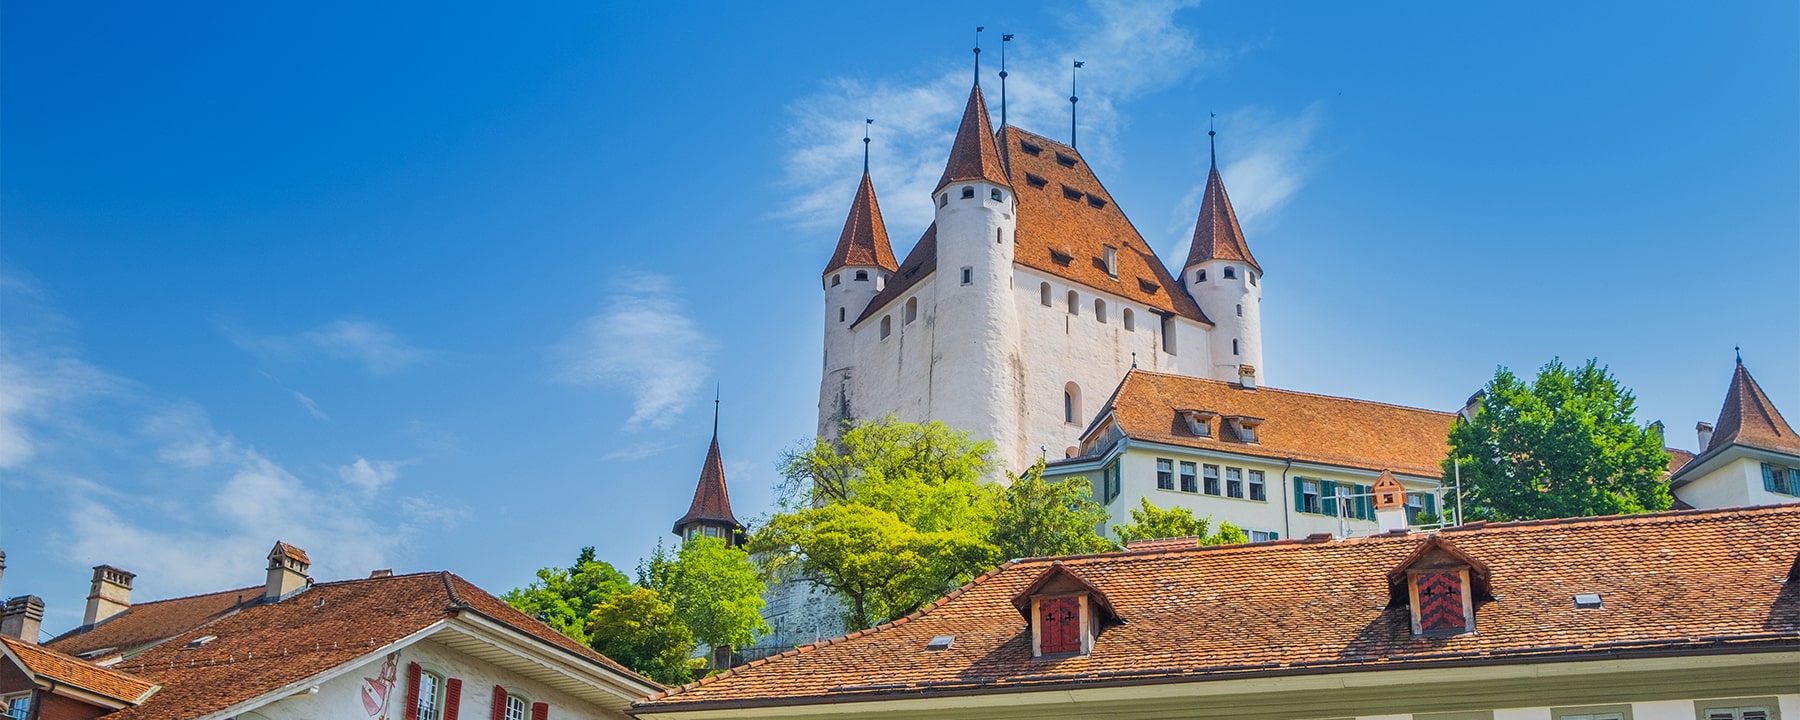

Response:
(1238, 364), (1257, 390)
(1696, 421), (1714, 451)
(1, 596), (44, 644)
(1459, 390), (1485, 423)
(265, 541), (311, 602)
(83, 565), (135, 627)
(1371, 471), (1409, 533)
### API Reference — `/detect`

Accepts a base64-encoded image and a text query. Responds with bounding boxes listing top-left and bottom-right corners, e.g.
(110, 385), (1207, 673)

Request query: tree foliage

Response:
(990, 461), (1116, 559)
(778, 417), (998, 534)
(664, 537), (770, 649)
(501, 546), (632, 645)
(586, 587), (702, 686)
(1447, 358), (1672, 521)
(1111, 498), (1247, 547)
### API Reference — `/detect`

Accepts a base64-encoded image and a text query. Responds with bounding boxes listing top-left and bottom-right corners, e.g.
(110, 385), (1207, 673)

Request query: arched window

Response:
(991, 188), (1003, 202)
(1123, 308), (1135, 331)
(1067, 291), (1080, 315)
(1223, 266), (1237, 280)
(855, 270), (869, 281)
(880, 316), (892, 340)
(838, 307), (845, 322)
(961, 186), (975, 199)
(831, 274), (841, 287)
(1063, 382), (1082, 425)
(1094, 298), (1107, 323)
(1040, 282), (1052, 306)
(1232, 339), (1239, 355)
(904, 297), (918, 324)
(1195, 269), (1207, 282)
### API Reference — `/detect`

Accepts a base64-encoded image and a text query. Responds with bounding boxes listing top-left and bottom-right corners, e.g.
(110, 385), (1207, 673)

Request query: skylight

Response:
(1573, 593), (1603, 609)
(184, 635), (217, 649)
(926, 635), (955, 651)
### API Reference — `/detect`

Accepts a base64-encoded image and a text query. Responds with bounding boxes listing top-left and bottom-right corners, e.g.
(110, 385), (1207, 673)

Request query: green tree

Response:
(586, 587), (702, 686)
(503, 546), (632, 645)
(750, 502), (995, 630)
(1112, 498), (1248, 547)
(665, 537), (770, 651)
(990, 461), (1116, 559)
(1448, 358), (1672, 521)
(778, 417), (999, 535)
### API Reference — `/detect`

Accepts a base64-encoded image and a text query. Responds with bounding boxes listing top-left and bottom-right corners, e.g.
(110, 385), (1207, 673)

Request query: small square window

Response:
(961, 267), (974, 286)
(1179, 462), (1198, 493)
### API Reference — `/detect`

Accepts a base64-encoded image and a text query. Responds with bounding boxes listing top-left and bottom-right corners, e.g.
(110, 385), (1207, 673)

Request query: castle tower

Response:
(926, 83), (1027, 469)
(1182, 136), (1264, 386)
(819, 166), (898, 437)
(673, 412), (743, 546)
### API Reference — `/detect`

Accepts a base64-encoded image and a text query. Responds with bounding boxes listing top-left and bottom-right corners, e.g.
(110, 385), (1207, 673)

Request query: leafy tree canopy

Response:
(990, 461), (1116, 559)
(501, 546), (632, 645)
(664, 537), (770, 649)
(586, 587), (702, 686)
(1447, 358), (1671, 521)
(779, 417), (1000, 535)
(1112, 498), (1247, 547)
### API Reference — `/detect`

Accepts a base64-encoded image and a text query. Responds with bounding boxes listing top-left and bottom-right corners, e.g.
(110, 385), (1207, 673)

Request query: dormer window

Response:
(1224, 415), (1263, 443)
(1011, 562), (1117, 658)
(1103, 245), (1118, 277)
(1388, 535), (1491, 637)
(1177, 409), (1216, 438)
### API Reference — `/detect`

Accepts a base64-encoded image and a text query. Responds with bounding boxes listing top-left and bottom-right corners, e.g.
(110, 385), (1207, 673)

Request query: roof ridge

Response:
(1440, 503), (1800, 532)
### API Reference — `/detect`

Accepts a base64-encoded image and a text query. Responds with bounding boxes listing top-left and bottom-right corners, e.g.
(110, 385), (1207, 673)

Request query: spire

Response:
(1183, 140), (1261, 273)
(934, 83), (1011, 194)
(1706, 357), (1800, 455)
(672, 433), (741, 537)
(825, 138), (898, 275)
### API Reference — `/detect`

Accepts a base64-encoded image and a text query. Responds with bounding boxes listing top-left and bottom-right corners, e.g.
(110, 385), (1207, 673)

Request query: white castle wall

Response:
(1186, 259), (1264, 385)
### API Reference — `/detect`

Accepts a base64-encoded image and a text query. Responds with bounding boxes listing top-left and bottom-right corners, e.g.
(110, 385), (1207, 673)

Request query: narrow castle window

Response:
(1223, 266), (1237, 279)
(991, 188), (1003, 202)
(962, 186), (975, 199)
(1040, 282), (1052, 306)
(1094, 299), (1107, 323)
(904, 297), (918, 324)
(1123, 308), (1135, 331)
(961, 267), (974, 286)
(997, 228), (1004, 244)
(838, 307), (845, 322)
(880, 316), (892, 340)
(1067, 291), (1080, 315)
(1249, 272), (1258, 286)
(1063, 382), (1082, 425)
(1195, 269), (1207, 282)
(831, 274), (841, 287)
(939, 194), (949, 208)
(1161, 315), (1177, 354)
(855, 270), (869, 281)
(1232, 339), (1240, 355)
(1236, 304), (1242, 317)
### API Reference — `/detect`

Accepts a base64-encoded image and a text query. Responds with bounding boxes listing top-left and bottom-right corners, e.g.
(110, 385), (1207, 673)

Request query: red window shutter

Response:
(1416, 571), (1466, 632)
(405, 662), (422, 720)
(443, 679), (462, 720)
(490, 686), (508, 720)
(1039, 597), (1080, 654)
(531, 702), (548, 720)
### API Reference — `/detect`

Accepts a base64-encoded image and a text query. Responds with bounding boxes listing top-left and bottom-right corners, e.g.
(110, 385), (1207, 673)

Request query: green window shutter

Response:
(1764, 464), (1779, 492)
(1294, 477), (1306, 512)
(1357, 485), (1372, 519)
(1424, 493), (1437, 516)
(1788, 468), (1799, 495)
(1321, 480), (1338, 516)
(1269, 531), (1279, 540)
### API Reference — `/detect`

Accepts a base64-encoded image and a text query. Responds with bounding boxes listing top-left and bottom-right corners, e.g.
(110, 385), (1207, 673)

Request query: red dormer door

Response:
(1416, 571), (1466, 633)
(1040, 597), (1080, 654)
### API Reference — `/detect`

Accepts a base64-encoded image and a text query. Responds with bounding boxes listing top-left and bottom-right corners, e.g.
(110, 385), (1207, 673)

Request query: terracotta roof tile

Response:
(636, 505), (1800, 710)
(46, 585), (257, 660)
(1184, 165), (1260, 272)
(935, 85), (1009, 193)
(823, 172), (898, 275)
(674, 436), (740, 532)
(1092, 370), (1455, 477)
(1709, 360), (1800, 456)
(0, 636), (158, 705)
(1665, 446), (1696, 476)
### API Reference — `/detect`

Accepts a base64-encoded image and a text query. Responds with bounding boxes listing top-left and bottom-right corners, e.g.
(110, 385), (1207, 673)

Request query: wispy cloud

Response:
(259, 370), (330, 421)
(601, 440), (674, 462)
(337, 455), (403, 499)
(554, 272), (713, 430)
(228, 319), (431, 375)
(1167, 103), (1325, 251)
(0, 270), (125, 470)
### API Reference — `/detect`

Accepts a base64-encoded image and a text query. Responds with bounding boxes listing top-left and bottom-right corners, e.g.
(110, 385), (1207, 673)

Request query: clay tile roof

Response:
(46, 585), (258, 660)
(1184, 165), (1260, 273)
(854, 223), (937, 326)
(1, 636), (159, 705)
(634, 505), (1800, 711)
(1709, 360), (1800, 456)
(674, 436), (739, 533)
(270, 540), (309, 564)
(998, 127), (1209, 324)
(823, 172), (898, 275)
(935, 84), (1010, 194)
(1664, 446), (1696, 476)
(1094, 369), (1455, 477)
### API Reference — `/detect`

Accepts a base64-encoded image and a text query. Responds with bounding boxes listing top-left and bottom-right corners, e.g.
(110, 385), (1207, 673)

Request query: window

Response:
(939, 194), (949, 208)
(831, 274), (841, 287)
(415, 671), (442, 720)
(1122, 308), (1135, 331)
(1552, 706), (1630, 720)
(1179, 462), (1198, 493)
(1021, 141), (1043, 155)
(5, 696), (29, 720)
(1100, 462), (1121, 504)
(1223, 266), (1236, 279)
(1226, 467), (1243, 498)
(1248, 470), (1266, 501)
(961, 186), (975, 199)
(1415, 570), (1467, 633)
(1202, 464), (1220, 495)
(1026, 173), (1048, 188)
(1056, 153), (1078, 168)
(1094, 299), (1107, 323)
(1103, 246), (1118, 277)
(1762, 463), (1797, 495)
(1299, 479), (1321, 514)
(1336, 485), (1353, 518)
(1249, 272), (1257, 286)
(1232, 339), (1239, 355)
(1250, 530), (1278, 542)
(1062, 185), (1083, 201)
(879, 316), (892, 339)
(1156, 459), (1174, 490)
(1038, 596), (1081, 654)
(1040, 282), (1052, 306)
(1238, 421), (1256, 442)
(961, 266), (973, 286)
(838, 307), (845, 322)
(855, 270), (869, 281)
(904, 297), (918, 324)
(991, 188), (1003, 202)
(504, 694), (530, 720)
(1063, 382), (1082, 425)
(1067, 291), (1080, 315)
(1696, 701), (1778, 720)
(997, 228), (1004, 244)
(1195, 269), (1207, 282)
(1236, 304), (1242, 317)
(1161, 315), (1177, 354)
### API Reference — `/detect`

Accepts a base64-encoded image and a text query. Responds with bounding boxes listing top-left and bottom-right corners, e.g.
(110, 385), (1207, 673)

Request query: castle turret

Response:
(1182, 133), (1263, 386)
(673, 409), (743, 546)
(819, 160), (897, 437)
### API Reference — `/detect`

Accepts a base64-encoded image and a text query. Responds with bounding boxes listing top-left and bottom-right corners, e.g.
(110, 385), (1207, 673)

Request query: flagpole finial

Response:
(1208, 112), (1217, 168)
(973, 27), (984, 86)
(999, 33), (1014, 127)
(1736, 345), (1742, 364)
(863, 118), (873, 174)
(712, 384), (721, 439)
(1070, 60), (1083, 148)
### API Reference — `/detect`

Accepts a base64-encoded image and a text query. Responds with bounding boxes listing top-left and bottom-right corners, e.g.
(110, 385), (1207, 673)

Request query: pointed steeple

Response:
(1184, 165), (1261, 273)
(672, 424), (742, 543)
(1707, 358), (1800, 455)
(934, 84), (1011, 194)
(823, 171), (898, 275)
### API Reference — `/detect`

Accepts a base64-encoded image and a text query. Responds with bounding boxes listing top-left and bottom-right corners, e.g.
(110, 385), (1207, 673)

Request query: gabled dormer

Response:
(1176, 409), (1217, 438)
(1011, 562), (1117, 658)
(1388, 535), (1491, 637)
(1222, 415), (1263, 444)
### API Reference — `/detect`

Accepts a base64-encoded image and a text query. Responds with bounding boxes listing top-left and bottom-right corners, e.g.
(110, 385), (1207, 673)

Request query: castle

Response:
(818, 80), (1263, 472)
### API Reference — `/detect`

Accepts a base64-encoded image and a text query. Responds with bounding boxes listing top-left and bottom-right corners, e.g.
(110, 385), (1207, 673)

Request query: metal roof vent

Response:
(1573, 593), (1603, 609)
(184, 635), (217, 649)
(925, 635), (955, 651)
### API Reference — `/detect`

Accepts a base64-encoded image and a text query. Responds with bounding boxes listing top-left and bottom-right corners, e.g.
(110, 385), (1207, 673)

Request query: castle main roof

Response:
(1185, 164), (1260, 273)
(823, 171), (898, 275)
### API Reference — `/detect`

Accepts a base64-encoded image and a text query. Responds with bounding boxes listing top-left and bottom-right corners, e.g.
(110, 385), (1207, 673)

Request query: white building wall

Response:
(1185, 260), (1263, 385)
(1675, 455), (1800, 509)
(1347, 695), (1800, 720)
(244, 636), (622, 720)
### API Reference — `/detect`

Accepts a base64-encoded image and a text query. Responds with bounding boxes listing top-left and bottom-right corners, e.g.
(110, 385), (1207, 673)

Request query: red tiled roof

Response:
(853, 223), (936, 326)
(636, 505), (1800, 710)
(999, 127), (1210, 324)
(1184, 165), (1259, 273)
(823, 172), (898, 275)
(49, 572), (651, 720)
(674, 436), (740, 533)
(0, 636), (158, 705)
(1088, 370), (1455, 477)
(46, 585), (257, 660)
(1709, 360), (1800, 456)
(935, 84), (1010, 194)
(1664, 446), (1696, 476)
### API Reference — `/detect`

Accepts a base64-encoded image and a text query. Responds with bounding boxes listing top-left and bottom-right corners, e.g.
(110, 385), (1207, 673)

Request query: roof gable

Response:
(1, 636), (159, 707)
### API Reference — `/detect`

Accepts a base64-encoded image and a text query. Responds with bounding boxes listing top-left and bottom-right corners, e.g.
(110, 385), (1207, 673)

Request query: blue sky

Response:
(3, 1), (1795, 635)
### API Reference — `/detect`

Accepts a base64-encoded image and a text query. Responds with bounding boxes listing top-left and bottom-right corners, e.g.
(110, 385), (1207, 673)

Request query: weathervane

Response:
(1070, 60), (1084, 148)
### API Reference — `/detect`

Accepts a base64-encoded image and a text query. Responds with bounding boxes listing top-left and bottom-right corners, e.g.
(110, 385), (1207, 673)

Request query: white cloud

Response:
(229, 319), (430, 375)
(601, 440), (674, 461)
(337, 455), (402, 498)
(554, 272), (713, 430)
(779, 0), (1208, 240)
(1166, 103), (1325, 254)
(291, 391), (330, 421)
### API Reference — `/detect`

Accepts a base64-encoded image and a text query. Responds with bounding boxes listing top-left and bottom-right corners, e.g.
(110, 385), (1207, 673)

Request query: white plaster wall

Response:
(243, 636), (622, 720)
(1676, 456), (1800, 510)
(818, 266), (890, 437)
(1186, 260), (1263, 385)
(1348, 696), (1800, 720)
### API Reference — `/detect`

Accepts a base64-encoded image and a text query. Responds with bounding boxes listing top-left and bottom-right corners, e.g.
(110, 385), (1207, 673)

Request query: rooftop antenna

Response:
(1208, 112), (1217, 168)
(999, 33), (1014, 127)
(973, 26), (984, 86)
(1070, 60), (1084, 148)
(863, 118), (873, 174)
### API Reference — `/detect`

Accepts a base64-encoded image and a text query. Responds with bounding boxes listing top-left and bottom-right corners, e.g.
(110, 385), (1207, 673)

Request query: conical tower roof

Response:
(1184, 166), (1260, 273)
(934, 84), (1011, 194)
(673, 435), (740, 535)
(823, 172), (898, 275)
(1708, 359), (1800, 455)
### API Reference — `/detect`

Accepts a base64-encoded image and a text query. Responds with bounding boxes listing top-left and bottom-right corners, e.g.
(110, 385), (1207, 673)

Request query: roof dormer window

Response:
(1055, 153), (1078, 168)
(1389, 535), (1491, 637)
(1012, 562), (1117, 658)
(1103, 245), (1118, 277)
(1178, 409), (1216, 438)
(1224, 416), (1263, 443)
